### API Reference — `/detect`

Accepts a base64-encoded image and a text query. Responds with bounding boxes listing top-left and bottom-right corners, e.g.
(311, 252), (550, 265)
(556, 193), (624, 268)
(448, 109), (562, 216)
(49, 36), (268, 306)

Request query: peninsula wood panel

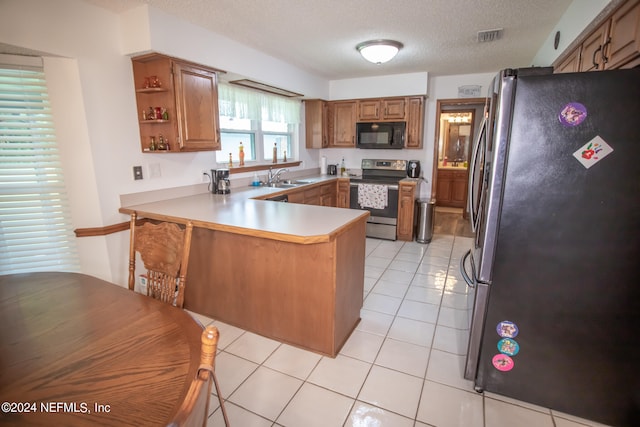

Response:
(185, 219), (365, 356)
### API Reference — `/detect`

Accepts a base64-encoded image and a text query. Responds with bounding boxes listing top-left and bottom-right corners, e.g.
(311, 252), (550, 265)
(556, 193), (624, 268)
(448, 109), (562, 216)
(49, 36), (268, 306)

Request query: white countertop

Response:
(438, 166), (468, 171)
(120, 176), (368, 244)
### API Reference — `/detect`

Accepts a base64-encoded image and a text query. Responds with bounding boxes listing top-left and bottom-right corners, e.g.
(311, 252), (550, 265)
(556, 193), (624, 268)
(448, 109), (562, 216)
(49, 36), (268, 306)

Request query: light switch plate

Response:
(133, 166), (143, 180)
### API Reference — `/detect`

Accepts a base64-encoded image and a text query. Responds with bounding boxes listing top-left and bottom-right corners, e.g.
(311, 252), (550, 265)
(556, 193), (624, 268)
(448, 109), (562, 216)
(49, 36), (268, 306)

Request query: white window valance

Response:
(218, 82), (301, 124)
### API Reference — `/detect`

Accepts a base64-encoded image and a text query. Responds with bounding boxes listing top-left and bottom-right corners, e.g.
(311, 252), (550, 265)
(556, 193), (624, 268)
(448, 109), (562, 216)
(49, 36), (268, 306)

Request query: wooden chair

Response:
(128, 212), (194, 308)
(168, 325), (230, 427)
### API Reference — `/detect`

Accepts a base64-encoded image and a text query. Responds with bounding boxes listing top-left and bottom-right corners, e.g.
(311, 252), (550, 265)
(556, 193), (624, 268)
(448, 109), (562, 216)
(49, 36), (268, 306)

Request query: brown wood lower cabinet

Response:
(319, 183), (336, 206)
(436, 169), (468, 209)
(266, 180), (342, 207)
(185, 219), (366, 357)
(398, 180), (417, 241)
(337, 179), (350, 208)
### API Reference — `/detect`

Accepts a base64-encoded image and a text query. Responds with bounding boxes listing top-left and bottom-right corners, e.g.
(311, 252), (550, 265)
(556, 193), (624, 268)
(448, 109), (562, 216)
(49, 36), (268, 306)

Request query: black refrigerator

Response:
(460, 67), (640, 427)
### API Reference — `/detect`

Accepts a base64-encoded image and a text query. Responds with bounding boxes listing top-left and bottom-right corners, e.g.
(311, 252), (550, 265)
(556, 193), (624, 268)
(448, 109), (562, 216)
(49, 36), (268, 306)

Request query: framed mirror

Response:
(440, 110), (474, 167)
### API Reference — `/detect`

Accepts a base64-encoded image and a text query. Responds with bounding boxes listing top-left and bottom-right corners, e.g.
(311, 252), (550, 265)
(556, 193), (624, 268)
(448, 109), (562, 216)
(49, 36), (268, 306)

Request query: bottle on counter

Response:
(251, 172), (260, 186)
(239, 142), (245, 166)
(340, 157), (346, 176)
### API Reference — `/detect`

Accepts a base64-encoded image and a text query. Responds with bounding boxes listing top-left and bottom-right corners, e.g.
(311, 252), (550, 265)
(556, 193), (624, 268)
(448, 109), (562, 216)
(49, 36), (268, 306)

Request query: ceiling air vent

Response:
(477, 28), (504, 43)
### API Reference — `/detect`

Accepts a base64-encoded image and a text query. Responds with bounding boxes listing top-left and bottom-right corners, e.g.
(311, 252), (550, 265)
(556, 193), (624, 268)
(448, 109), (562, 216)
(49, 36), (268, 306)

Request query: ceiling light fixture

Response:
(356, 39), (403, 64)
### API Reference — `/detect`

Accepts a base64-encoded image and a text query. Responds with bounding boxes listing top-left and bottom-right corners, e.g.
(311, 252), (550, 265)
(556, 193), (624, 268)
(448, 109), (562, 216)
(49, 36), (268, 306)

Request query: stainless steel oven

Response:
(349, 159), (407, 240)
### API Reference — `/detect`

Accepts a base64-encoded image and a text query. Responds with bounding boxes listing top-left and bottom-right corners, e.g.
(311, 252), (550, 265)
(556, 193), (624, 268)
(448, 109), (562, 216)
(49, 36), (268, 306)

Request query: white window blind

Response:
(0, 62), (80, 274)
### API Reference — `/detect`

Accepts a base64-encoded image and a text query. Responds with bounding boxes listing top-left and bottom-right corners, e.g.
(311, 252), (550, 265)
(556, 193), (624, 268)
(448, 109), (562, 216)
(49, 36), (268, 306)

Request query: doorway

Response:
(431, 98), (484, 236)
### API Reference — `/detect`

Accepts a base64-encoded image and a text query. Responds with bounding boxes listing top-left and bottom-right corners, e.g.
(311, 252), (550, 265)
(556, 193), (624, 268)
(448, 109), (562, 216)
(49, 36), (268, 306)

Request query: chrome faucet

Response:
(267, 167), (289, 185)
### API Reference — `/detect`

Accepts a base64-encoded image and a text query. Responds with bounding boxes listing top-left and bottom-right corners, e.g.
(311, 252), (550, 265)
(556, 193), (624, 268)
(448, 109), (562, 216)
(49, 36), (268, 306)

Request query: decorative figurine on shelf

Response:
(272, 143), (277, 164)
(283, 150), (287, 162)
(150, 76), (161, 88)
(143, 77), (150, 89)
(158, 134), (166, 150)
(228, 152), (233, 167)
(239, 142), (245, 167)
(149, 136), (157, 151)
(148, 107), (155, 120)
(161, 108), (168, 120)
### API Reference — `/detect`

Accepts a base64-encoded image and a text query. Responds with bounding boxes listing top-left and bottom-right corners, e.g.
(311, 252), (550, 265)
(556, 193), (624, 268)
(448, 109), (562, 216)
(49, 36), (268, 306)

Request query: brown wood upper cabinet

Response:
(132, 53), (222, 152)
(554, 0), (640, 73)
(305, 96), (424, 149)
(405, 96), (425, 149)
(357, 98), (406, 121)
(329, 101), (357, 147)
(304, 100), (329, 148)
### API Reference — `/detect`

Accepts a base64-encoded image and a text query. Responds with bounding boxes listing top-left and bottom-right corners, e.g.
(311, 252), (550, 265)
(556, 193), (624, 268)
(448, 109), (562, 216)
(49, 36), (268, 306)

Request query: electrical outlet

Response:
(149, 163), (161, 178)
(133, 166), (143, 180)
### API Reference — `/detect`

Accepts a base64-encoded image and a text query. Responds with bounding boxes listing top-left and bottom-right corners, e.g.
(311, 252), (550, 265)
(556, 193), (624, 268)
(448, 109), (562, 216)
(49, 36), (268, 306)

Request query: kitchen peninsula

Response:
(120, 178), (368, 357)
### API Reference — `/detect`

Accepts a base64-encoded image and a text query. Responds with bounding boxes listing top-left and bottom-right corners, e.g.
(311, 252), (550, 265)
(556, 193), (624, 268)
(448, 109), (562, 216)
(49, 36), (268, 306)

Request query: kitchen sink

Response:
(267, 181), (303, 188)
(264, 179), (317, 188)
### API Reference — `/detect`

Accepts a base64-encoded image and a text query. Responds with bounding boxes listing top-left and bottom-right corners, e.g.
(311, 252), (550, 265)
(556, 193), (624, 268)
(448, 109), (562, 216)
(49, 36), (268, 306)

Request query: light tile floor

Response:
(190, 234), (610, 427)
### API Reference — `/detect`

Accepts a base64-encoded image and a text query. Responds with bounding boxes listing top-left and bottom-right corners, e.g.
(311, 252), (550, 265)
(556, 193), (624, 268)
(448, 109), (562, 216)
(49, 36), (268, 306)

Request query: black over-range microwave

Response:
(356, 122), (405, 149)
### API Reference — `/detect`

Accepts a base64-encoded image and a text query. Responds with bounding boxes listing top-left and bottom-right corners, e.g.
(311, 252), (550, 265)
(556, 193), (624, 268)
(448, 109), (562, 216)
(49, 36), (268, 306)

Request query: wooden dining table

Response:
(0, 272), (204, 426)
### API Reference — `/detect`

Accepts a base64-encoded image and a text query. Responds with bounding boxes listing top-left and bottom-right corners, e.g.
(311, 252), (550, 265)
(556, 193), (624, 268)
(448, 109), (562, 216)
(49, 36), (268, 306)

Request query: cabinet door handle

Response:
(601, 37), (611, 64)
(592, 45), (602, 69)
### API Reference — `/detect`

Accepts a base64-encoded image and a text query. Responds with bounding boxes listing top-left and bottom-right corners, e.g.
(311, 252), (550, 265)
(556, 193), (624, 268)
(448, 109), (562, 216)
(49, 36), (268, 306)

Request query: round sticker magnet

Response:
(497, 338), (520, 356)
(492, 354), (515, 372)
(496, 321), (519, 338)
(559, 102), (587, 127)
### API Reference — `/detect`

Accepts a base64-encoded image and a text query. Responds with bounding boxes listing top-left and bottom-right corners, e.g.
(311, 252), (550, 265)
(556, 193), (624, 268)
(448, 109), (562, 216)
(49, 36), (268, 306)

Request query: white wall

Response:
(329, 72), (429, 100)
(533, 0), (611, 66)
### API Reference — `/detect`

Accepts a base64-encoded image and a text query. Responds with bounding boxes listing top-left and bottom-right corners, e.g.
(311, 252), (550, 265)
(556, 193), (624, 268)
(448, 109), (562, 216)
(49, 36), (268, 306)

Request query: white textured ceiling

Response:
(82, 0), (573, 79)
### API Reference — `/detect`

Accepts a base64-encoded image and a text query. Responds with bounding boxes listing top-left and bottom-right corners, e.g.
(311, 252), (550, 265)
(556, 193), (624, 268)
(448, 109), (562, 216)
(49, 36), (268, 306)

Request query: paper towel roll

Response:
(320, 156), (327, 175)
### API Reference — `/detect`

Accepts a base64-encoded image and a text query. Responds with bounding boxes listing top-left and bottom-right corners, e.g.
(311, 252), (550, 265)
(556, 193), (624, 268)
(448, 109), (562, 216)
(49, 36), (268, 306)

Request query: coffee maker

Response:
(211, 168), (230, 194)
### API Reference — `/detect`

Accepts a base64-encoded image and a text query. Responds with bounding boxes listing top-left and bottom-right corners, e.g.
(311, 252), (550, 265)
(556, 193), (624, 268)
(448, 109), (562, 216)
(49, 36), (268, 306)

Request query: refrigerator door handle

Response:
(461, 249), (476, 288)
(469, 117), (487, 232)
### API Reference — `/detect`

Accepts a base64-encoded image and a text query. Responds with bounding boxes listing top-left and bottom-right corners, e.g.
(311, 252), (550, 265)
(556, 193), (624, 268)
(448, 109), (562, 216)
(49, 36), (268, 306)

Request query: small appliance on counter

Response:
(210, 168), (230, 194)
(327, 164), (337, 175)
(407, 160), (421, 178)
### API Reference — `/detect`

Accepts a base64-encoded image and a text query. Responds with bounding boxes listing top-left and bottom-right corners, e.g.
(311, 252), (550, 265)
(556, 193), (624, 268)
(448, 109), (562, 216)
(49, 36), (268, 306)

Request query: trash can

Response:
(415, 198), (436, 244)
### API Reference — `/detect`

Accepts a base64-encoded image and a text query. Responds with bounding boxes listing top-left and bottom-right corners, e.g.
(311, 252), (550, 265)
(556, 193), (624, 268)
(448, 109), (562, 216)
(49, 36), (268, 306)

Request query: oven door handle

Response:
(350, 183), (399, 190)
